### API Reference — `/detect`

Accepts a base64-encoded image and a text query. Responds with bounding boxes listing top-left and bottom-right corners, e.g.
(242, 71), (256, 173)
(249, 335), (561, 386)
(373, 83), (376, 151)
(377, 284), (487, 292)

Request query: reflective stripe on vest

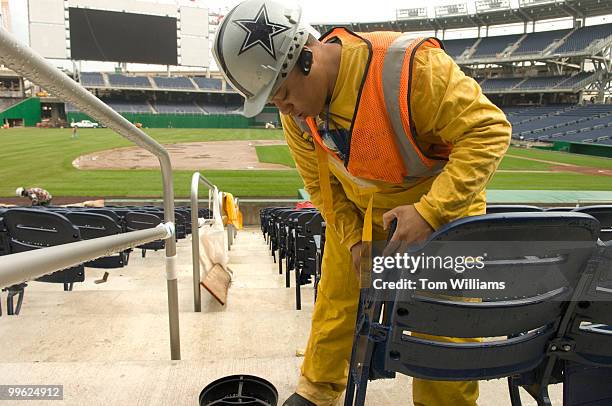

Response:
(382, 34), (447, 178)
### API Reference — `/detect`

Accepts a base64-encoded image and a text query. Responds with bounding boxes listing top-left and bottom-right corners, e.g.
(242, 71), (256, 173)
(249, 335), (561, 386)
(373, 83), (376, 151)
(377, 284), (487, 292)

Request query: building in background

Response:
(0, 0), (10, 32)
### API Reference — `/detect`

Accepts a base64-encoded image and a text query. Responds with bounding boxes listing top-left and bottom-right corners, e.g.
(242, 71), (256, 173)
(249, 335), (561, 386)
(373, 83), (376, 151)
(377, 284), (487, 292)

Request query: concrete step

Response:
(0, 310), (312, 363)
(0, 358), (560, 406)
(14, 286), (314, 316)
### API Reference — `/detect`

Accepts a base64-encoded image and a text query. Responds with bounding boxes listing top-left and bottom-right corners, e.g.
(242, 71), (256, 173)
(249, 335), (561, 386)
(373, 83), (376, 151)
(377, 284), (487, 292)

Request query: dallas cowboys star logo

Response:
(234, 4), (290, 60)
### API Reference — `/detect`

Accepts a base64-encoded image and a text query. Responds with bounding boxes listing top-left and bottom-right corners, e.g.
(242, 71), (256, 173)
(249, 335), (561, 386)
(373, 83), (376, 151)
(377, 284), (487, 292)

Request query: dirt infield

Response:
(73, 140), (290, 171)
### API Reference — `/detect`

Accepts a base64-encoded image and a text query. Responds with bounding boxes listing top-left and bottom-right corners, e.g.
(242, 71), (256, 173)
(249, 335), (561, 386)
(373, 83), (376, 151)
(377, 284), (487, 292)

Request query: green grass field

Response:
(255, 145), (296, 168)
(0, 127), (610, 198)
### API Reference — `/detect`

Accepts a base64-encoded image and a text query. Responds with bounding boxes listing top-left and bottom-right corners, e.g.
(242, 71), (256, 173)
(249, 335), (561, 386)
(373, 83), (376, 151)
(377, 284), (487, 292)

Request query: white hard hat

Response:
(213, 0), (316, 117)
(15, 187), (24, 197)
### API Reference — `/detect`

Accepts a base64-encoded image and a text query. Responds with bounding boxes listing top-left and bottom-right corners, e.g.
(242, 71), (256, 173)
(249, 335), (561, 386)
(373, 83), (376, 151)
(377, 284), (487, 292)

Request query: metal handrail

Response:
(0, 225), (173, 288)
(190, 172), (221, 312)
(0, 27), (180, 360)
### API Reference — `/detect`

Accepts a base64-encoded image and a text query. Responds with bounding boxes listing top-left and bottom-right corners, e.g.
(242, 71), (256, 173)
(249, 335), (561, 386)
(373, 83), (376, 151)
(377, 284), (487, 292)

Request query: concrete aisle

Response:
(0, 228), (561, 405)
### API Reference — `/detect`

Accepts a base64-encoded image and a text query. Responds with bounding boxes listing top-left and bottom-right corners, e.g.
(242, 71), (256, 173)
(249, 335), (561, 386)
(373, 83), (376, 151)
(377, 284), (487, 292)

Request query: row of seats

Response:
(263, 205), (610, 314)
(479, 72), (596, 92)
(66, 100), (243, 115)
(80, 73), (224, 91)
(0, 205), (211, 316)
(260, 207), (325, 310)
(346, 205), (612, 405)
(502, 104), (612, 143)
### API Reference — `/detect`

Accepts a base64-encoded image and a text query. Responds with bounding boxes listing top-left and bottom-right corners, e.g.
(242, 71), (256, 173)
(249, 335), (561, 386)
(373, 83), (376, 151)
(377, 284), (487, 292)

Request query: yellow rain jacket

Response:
(281, 32), (511, 406)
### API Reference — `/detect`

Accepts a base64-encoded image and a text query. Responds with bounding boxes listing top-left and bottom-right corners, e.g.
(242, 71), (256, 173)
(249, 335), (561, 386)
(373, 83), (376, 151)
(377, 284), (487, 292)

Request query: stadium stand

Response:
(471, 33), (523, 58)
(480, 77), (523, 92)
(198, 101), (242, 114)
(517, 76), (571, 90)
(193, 77), (223, 91)
(107, 74), (151, 88)
(557, 72), (597, 88)
(153, 101), (205, 114)
(440, 37), (478, 58)
(0, 97), (21, 112)
(104, 100), (152, 113)
(152, 76), (195, 90)
(80, 72), (105, 87)
(512, 28), (571, 55)
(480, 72), (600, 94)
(505, 104), (612, 142)
(55, 3), (609, 141)
(553, 23), (612, 55)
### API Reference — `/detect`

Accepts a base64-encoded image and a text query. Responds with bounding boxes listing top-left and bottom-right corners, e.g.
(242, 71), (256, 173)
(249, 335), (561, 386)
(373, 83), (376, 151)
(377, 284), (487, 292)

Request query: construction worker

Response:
(213, 1), (511, 405)
(16, 187), (52, 206)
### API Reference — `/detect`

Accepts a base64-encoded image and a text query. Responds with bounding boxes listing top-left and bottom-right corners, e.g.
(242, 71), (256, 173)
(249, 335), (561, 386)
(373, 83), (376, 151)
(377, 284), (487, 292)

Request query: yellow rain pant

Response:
(296, 218), (480, 406)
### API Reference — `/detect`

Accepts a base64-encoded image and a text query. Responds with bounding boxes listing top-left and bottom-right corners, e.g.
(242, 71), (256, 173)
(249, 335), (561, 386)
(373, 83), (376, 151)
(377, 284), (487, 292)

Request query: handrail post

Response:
(191, 173), (202, 312)
(0, 27), (181, 360)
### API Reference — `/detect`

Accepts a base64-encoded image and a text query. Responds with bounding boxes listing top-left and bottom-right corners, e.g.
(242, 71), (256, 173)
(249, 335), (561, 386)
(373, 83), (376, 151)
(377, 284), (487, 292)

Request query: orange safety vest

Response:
(302, 28), (451, 184)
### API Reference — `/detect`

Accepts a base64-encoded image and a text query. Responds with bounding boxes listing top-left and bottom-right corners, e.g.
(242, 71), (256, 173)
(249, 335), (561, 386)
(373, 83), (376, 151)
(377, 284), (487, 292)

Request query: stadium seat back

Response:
(66, 212), (121, 239)
(66, 212), (128, 268)
(3, 208), (84, 286)
(377, 213), (600, 381)
(486, 204), (544, 214)
(573, 205), (612, 241)
(125, 211), (165, 252)
(557, 240), (612, 366)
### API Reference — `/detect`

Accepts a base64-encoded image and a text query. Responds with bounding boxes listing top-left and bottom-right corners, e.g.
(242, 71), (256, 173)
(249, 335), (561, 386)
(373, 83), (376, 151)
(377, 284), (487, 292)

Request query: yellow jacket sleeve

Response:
(280, 114), (363, 251)
(411, 47), (512, 230)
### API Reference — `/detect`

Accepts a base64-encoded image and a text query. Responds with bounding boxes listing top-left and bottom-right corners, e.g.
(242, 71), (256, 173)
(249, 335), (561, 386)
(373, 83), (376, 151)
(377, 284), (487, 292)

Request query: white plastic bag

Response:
(199, 189), (229, 281)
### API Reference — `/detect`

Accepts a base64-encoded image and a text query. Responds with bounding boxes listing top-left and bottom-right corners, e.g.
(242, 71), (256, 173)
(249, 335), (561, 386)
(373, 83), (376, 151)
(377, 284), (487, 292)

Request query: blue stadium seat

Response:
(107, 74), (151, 88)
(198, 101), (242, 114)
(65, 212), (130, 269)
(554, 23), (612, 55)
(472, 34), (523, 58)
(193, 77), (223, 91)
(486, 205), (543, 214)
(556, 72), (595, 89)
(152, 76), (195, 90)
(442, 38), (477, 58)
(153, 102), (204, 114)
(104, 100), (151, 113)
(125, 212), (165, 257)
(345, 212), (605, 406)
(517, 76), (569, 90)
(480, 77), (523, 91)
(80, 72), (105, 87)
(513, 29), (571, 55)
(3, 208), (85, 292)
(508, 104), (612, 142)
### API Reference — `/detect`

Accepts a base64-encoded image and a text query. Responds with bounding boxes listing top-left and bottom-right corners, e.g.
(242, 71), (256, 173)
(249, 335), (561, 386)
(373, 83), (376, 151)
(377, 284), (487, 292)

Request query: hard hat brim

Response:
(242, 75), (279, 118)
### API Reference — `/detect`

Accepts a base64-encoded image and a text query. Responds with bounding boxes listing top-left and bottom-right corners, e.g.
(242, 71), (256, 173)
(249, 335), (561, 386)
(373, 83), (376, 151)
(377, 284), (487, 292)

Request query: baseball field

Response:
(0, 127), (611, 199)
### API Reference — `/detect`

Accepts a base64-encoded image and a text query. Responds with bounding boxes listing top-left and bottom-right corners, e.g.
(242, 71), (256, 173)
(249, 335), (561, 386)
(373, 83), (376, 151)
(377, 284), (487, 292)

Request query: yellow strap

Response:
(315, 143), (335, 228)
(359, 195), (374, 288)
(362, 195), (374, 243)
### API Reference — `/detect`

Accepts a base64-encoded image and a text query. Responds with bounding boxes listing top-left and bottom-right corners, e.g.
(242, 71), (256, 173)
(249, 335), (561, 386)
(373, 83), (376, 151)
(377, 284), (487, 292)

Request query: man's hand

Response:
(382, 205), (434, 245)
(350, 241), (363, 281)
